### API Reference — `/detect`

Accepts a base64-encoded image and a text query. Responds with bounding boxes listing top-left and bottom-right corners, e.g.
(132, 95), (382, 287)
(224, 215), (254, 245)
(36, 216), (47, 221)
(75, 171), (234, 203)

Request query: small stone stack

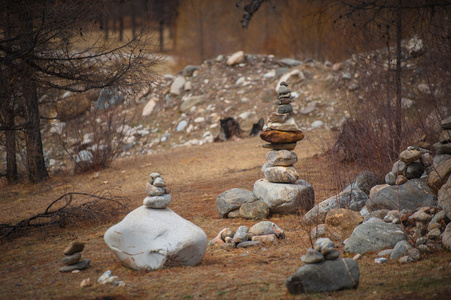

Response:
(384, 147), (432, 186)
(286, 238), (360, 294)
(60, 241), (90, 273)
(209, 221), (285, 250)
(260, 82), (304, 183)
(143, 172), (171, 208)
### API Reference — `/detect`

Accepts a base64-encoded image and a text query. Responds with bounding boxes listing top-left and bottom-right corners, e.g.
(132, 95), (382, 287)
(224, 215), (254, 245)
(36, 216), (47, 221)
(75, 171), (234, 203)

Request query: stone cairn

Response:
(144, 172), (171, 208)
(384, 147), (432, 186)
(260, 82), (304, 183)
(59, 241), (90, 273)
(286, 238), (360, 294)
(209, 221), (285, 250)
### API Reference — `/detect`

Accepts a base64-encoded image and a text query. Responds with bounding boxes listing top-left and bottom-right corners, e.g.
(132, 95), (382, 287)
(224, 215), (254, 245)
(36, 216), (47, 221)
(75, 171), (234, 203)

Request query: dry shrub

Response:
(57, 103), (133, 173)
(0, 188), (129, 241)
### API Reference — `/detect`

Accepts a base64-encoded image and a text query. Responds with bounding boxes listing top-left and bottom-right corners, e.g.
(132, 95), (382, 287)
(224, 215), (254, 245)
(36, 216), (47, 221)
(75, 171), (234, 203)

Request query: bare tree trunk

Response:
(159, 19), (164, 52)
(4, 107), (18, 183)
(394, 0), (403, 153)
(119, 16), (124, 42)
(24, 84), (49, 183)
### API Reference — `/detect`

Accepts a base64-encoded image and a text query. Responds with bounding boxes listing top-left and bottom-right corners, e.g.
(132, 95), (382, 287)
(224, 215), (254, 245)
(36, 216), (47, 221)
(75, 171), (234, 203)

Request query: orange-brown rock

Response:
(260, 129), (304, 144)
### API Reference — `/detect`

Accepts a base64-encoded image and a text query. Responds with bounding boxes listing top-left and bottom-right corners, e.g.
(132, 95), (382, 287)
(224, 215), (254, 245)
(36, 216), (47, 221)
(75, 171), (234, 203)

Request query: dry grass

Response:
(1, 131), (451, 299)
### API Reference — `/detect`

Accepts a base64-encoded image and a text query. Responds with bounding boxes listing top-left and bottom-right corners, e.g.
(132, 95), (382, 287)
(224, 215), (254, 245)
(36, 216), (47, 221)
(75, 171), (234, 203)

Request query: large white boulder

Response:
(104, 206), (207, 271)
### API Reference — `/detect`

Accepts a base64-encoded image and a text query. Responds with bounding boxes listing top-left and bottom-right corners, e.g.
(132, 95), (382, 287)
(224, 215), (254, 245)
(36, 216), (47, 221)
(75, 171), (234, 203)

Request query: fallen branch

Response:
(0, 189), (130, 241)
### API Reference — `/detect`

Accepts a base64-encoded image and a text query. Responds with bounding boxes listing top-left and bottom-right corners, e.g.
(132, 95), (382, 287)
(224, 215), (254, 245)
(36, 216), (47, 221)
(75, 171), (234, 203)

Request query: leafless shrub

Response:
(0, 188), (130, 241)
(55, 101), (134, 173)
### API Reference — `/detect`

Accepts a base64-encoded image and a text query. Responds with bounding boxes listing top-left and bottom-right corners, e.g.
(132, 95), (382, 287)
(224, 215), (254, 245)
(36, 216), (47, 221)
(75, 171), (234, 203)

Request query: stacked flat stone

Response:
(286, 238), (360, 294)
(384, 146), (432, 186)
(143, 172), (172, 208)
(260, 82), (304, 183)
(60, 241), (90, 273)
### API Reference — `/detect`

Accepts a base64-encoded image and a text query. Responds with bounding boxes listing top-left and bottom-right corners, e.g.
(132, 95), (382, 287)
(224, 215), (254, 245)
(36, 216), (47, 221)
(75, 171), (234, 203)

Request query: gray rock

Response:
(390, 240), (413, 260)
(170, 76), (185, 96)
(314, 238), (335, 255)
(64, 241), (85, 255)
(392, 161), (407, 176)
(343, 171), (384, 195)
(415, 236), (427, 247)
(254, 179), (314, 214)
(442, 223), (451, 250)
(286, 258), (359, 294)
(298, 101), (317, 115)
(406, 162), (425, 179)
(377, 249), (393, 256)
(344, 222), (407, 254)
(143, 194), (172, 209)
(433, 154), (451, 166)
(265, 150), (298, 166)
(324, 250), (340, 260)
(236, 241), (261, 248)
(366, 178), (437, 212)
(438, 176), (451, 220)
(408, 248), (421, 260)
(280, 58), (302, 67)
(239, 200), (270, 219)
(176, 120), (188, 132)
(145, 183), (165, 196)
(304, 189), (367, 223)
(249, 221), (284, 238)
(183, 65), (199, 77)
(432, 142), (451, 155)
(233, 226), (249, 243)
(62, 252), (82, 265)
(399, 256), (414, 263)
(441, 116), (451, 130)
(264, 165), (299, 183)
(180, 95), (206, 113)
(301, 248), (324, 264)
(59, 259), (90, 273)
(278, 104), (293, 114)
(153, 177), (165, 187)
(216, 188), (257, 218)
(385, 171), (396, 185)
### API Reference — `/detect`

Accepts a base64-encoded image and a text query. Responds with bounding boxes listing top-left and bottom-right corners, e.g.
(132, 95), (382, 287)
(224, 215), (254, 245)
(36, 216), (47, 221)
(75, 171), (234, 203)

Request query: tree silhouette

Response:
(0, 0), (160, 183)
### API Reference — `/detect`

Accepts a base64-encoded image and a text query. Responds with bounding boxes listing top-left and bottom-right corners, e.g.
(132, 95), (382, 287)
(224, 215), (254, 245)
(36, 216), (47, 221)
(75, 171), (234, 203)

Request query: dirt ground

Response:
(1, 129), (451, 299)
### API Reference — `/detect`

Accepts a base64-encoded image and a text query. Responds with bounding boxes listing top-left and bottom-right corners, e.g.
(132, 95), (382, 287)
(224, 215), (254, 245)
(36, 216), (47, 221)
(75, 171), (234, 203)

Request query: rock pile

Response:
(260, 82), (304, 182)
(104, 173), (208, 271)
(253, 83), (315, 214)
(209, 221), (285, 250)
(215, 83), (315, 219)
(286, 238), (359, 294)
(144, 172), (172, 208)
(384, 147), (431, 186)
(59, 241), (90, 273)
(344, 206), (448, 258)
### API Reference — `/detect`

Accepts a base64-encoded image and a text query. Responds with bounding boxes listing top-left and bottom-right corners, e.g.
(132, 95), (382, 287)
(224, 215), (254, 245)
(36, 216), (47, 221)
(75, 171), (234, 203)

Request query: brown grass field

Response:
(1, 129), (451, 299)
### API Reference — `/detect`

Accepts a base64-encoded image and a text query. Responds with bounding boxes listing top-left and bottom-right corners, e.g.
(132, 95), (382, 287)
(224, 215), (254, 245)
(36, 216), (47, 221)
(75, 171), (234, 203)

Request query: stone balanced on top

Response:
(260, 82), (304, 183)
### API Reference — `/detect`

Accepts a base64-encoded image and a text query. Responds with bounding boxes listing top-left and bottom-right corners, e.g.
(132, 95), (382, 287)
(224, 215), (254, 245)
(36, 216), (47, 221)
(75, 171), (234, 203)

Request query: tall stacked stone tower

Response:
(252, 82), (315, 214)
